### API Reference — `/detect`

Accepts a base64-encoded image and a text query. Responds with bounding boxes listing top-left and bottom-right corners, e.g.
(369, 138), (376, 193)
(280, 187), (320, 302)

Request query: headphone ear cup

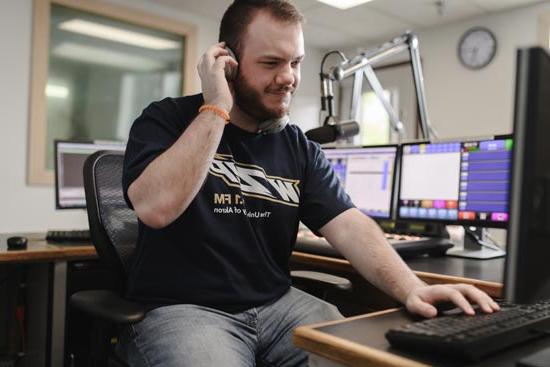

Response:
(257, 116), (289, 135)
(224, 47), (238, 81)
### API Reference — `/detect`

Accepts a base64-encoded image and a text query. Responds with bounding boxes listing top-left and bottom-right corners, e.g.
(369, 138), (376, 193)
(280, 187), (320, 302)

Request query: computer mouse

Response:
(434, 301), (481, 316)
(7, 236), (28, 250)
(433, 301), (461, 315)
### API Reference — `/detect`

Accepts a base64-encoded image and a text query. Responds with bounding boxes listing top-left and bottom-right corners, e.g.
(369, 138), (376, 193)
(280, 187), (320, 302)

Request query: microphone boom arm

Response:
(329, 31), (437, 140)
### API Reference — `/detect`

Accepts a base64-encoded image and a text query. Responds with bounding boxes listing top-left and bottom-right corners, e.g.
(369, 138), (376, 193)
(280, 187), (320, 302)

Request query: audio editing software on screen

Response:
(398, 138), (512, 225)
(324, 146), (397, 219)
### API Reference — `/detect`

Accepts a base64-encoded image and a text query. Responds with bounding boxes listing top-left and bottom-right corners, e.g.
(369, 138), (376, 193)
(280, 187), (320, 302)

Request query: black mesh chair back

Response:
(84, 150), (137, 292)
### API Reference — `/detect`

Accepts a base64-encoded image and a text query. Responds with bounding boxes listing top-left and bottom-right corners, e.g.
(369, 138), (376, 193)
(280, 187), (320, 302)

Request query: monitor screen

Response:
(505, 47), (550, 304)
(323, 145), (398, 219)
(55, 140), (125, 209)
(397, 137), (513, 228)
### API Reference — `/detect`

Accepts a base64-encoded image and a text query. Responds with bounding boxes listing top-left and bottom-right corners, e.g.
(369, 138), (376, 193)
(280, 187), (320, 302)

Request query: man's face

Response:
(233, 11), (305, 122)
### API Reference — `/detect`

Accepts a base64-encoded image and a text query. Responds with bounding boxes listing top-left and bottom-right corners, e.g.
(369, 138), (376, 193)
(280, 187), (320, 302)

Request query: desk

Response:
(293, 308), (550, 366)
(290, 252), (504, 298)
(0, 233), (96, 367)
(1, 235), (502, 366)
(290, 252), (542, 366)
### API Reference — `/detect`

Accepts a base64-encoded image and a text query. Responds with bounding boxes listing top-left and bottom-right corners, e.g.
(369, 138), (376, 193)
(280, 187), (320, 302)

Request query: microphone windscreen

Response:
(305, 125), (337, 144)
(335, 121), (360, 139)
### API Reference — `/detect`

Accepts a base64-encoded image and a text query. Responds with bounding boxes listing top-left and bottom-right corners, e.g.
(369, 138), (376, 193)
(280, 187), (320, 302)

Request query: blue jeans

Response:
(117, 287), (343, 366)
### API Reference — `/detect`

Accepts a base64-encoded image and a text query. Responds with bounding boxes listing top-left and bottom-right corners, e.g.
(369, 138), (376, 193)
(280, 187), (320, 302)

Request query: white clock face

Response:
(458, 28), (497, 70)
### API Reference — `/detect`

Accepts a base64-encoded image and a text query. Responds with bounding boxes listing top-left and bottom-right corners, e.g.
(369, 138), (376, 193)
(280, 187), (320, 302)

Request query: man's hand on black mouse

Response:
(405, 283), (500, 318)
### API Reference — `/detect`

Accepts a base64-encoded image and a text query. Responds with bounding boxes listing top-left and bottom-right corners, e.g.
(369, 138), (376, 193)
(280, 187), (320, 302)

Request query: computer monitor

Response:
(323, 145), (398, 219)
(397, 136), (513, 259)
(397, 136), (513, 228)
(54, 140), (125, 209)
(505, 47), (550, 304)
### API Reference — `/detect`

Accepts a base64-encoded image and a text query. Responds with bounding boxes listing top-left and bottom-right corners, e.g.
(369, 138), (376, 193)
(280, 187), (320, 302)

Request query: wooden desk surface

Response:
(1, 233), (502, 298)
(290, 252), (504, 298)
(294, 308), (550, 367)
(0, 233), (96, 263)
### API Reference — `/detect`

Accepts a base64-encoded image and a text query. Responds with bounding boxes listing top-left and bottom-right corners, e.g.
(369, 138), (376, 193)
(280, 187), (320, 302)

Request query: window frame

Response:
(28, 0), (197, 185)
(538, 12), (550, 49)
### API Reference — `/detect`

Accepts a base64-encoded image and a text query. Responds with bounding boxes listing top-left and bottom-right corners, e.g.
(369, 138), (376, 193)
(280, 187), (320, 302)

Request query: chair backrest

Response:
(83, 150), (137, 292)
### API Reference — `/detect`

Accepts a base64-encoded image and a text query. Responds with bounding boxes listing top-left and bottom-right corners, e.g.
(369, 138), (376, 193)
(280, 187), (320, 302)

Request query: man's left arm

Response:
(319, 208), (500, 318)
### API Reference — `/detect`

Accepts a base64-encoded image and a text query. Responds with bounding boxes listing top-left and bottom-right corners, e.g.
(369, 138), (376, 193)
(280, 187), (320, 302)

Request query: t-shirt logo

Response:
(209, 154), (300, 207)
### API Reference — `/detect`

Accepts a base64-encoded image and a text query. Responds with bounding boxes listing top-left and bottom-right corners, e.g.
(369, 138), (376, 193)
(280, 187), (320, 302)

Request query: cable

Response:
(464, 227), (502, 252)
(319, 50), (348, 121)
(482, 230), (504, 248)
(320, 50), (348, 75)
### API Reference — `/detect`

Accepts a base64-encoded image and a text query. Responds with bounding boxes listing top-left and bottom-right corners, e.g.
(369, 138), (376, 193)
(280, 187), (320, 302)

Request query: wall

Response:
(332, 2), (550, 245)
(340, 2), (550, 140)
(420, 3), (550, 139)
(0, 0), (322, 232)
(3, 0), (547, 232)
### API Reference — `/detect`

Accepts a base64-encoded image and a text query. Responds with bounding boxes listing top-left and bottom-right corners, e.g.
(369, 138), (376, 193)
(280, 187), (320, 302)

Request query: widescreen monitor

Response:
(397, 136), (513, 229)
(505, 47), (550, 304)
(323, 145), (398, 219)
(54, 140), (125, 209)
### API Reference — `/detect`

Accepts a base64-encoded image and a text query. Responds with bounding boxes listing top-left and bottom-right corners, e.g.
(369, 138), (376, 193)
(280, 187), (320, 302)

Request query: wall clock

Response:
(458, 27), (497, 70)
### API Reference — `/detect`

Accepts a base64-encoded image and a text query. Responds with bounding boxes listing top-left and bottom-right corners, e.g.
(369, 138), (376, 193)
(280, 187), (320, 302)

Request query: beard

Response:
(233, 73), (294, 122)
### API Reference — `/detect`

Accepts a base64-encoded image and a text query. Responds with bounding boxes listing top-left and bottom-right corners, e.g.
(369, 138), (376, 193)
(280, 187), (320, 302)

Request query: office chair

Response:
(70, 150), (351, 367)
(70, 151), (144, 367)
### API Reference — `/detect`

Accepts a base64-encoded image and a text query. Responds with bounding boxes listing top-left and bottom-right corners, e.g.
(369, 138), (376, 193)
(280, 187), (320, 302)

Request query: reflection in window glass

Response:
(45, 5), (184, 169)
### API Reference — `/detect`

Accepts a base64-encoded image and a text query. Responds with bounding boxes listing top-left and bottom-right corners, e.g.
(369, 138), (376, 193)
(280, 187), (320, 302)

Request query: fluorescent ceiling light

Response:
(53, 42), (166, 71)
(58, 19), (180, 50)
(46, 84), (69, 98)
(315, 0), (375, 9)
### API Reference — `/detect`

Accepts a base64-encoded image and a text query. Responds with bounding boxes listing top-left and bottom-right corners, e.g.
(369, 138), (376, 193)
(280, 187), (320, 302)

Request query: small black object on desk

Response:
(7, 236), (28, 250)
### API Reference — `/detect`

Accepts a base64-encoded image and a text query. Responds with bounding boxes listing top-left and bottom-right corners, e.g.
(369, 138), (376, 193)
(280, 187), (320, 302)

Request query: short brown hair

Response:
(219, 0), (304, 59)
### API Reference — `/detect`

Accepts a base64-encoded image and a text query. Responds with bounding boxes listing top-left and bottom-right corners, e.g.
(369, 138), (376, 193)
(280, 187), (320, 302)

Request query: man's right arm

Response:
(127, 43), (237, 229)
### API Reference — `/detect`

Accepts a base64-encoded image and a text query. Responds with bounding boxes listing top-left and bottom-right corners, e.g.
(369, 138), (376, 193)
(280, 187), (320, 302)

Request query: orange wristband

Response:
(199, 104), (230, 124)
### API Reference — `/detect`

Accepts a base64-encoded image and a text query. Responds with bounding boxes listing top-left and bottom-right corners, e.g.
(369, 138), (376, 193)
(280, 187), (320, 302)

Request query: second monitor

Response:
(397, 136), (513, 258)
(323, 145), (398, 219)
(397, 136), (513, 228)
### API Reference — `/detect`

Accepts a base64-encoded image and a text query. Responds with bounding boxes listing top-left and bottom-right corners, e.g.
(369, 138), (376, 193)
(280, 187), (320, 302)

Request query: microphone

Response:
(320, 73), (335, 117)
(305, 120), (360, 144)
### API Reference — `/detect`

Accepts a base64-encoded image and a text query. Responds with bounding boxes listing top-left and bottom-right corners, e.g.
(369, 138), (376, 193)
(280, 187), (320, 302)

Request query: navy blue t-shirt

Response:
(122, 94), (354, 312)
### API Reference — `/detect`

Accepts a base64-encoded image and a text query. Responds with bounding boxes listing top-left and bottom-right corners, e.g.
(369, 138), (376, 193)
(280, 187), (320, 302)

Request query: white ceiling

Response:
(147, 0), (548, 48)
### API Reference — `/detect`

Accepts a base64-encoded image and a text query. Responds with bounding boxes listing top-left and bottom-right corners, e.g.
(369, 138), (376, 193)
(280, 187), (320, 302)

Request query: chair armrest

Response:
(290, 270), (352, 291)
(70, 289), (146, 324)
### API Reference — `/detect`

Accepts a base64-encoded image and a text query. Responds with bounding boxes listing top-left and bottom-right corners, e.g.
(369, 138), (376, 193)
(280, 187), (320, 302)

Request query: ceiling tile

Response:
(367, 0), (487, 28)
(143, 0), (550, 49)
(468, 0), (548, 12)
(303, 4), (412, 41)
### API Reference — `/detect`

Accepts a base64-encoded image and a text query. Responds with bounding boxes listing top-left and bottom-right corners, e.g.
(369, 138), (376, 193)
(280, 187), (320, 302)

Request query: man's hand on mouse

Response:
(197, 42), (238, 113)
(405, 283), (500, 318)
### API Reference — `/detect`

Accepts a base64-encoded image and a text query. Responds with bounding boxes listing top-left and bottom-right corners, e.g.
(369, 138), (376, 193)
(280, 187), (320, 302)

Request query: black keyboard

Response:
(386, 300), (550, 361)
(295, 230), (453, 259)
(46, 230), (91, 243)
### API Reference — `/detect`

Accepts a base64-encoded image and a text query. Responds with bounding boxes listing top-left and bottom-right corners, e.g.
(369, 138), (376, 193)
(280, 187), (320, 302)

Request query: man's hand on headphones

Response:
(198, 42), (238, 112)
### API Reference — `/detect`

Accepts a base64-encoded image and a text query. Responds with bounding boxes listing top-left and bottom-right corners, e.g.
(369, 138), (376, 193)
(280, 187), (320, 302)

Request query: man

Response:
(120, 1), (499, 366)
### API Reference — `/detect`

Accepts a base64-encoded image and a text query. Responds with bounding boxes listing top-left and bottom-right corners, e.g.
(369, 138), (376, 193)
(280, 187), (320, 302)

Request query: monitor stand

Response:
(446, 227), (506, 259)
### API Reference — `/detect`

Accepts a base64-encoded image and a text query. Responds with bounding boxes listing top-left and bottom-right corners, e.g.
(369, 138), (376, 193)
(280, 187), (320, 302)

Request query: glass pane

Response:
(360, 91), (392, 145)
(45, 4), (184, 169)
